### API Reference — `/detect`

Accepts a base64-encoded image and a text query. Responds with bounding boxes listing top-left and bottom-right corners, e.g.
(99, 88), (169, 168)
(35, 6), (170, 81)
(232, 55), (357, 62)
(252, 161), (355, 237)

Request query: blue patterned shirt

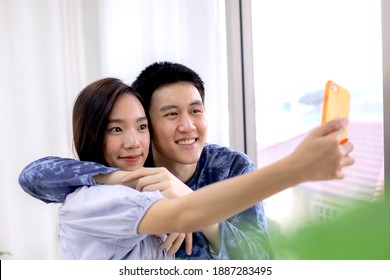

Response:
(18, 143), (274, 260)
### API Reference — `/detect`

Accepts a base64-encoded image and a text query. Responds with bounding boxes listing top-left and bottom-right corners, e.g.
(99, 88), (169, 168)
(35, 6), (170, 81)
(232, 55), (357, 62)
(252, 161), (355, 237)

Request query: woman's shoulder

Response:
(61, 185), (165, 212)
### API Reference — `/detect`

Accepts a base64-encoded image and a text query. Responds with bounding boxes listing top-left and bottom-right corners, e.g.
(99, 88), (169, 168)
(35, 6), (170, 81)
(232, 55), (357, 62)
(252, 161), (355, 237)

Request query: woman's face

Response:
(103, 93), (150, 171)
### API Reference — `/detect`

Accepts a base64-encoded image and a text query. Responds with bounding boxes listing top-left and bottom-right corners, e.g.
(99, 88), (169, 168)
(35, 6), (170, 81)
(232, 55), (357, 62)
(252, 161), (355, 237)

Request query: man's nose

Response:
(178, 113), (196, 132)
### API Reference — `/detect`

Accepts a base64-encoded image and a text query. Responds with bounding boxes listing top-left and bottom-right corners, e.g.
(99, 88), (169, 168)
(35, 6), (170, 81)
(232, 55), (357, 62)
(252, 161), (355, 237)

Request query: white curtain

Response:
(0, 0), (229, 259)
(1, 0), (86, 259)
(98, 0), (230, 145)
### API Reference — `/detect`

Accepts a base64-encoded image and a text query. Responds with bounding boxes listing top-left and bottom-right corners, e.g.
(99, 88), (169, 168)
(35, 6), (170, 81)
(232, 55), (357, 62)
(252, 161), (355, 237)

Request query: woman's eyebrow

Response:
(107, 118), (124, 124)
(136, 116), (148, 122)
(107, 116), (148, 124)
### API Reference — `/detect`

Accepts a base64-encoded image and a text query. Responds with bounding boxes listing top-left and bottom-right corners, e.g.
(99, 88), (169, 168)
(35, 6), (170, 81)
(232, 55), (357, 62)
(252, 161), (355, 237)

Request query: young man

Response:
(130, 62), (274, 259)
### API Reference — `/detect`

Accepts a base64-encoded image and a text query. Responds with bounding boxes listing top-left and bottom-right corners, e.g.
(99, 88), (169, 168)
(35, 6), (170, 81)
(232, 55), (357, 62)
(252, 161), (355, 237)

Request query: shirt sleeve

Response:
(58, 185), (164, 247)
(217, 201), (275, 259)
(213, 164), (275, 260)
(18, 156), (118, 204)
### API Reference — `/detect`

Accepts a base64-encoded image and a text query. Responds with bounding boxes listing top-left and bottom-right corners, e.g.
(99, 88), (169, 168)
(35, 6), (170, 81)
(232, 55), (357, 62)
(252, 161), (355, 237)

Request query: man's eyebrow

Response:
(189, 100), (203, 106)
(159, 104), (178, 112)
(159, 100), (203, 112)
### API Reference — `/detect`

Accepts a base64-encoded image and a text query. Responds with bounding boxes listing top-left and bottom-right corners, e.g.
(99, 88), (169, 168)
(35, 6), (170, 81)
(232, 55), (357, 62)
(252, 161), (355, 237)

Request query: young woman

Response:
(19, 77), (354, 260)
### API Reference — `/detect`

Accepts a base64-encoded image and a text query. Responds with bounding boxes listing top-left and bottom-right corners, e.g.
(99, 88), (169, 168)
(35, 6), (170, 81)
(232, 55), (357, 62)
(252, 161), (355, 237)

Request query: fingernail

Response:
(340, 138), (348, 144)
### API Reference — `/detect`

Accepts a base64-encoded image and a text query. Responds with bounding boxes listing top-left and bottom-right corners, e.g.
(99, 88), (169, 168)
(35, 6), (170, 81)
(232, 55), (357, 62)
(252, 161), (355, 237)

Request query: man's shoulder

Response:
(201, 143), (254, 169)
(203, 143), (251, 160)
(188, 144), (255, 186)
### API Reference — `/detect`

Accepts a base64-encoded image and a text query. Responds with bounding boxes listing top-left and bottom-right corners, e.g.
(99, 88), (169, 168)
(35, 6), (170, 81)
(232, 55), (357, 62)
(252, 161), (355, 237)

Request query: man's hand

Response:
(159, 233), (193, 256)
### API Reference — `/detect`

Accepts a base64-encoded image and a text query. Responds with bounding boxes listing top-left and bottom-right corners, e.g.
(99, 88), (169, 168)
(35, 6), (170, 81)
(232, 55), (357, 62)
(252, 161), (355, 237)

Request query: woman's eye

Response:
(109, 127), (122, 133)
(139, 124), (148, 130)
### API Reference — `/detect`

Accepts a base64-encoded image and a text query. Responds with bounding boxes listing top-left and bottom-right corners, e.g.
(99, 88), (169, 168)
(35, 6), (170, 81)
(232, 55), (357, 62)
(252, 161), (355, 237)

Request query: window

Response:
(250, 0), (384, 232)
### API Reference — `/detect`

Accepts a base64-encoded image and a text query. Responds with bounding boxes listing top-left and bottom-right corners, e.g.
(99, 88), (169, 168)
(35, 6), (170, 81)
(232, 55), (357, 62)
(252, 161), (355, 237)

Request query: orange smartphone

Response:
(321, 80), (350, 143)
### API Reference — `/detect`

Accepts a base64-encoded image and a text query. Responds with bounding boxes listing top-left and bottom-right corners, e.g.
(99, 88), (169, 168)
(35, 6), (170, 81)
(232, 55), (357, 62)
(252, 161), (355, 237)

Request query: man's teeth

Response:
(177, 139), (195, 145)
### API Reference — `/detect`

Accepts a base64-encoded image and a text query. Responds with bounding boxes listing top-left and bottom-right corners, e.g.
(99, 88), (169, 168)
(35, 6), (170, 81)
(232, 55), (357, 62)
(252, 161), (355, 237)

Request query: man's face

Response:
(149, 82), (208, 165)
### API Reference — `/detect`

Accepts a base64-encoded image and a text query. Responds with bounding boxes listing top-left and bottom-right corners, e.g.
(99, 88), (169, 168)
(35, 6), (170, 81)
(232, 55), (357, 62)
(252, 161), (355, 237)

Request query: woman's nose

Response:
(123, 131), (140, 149)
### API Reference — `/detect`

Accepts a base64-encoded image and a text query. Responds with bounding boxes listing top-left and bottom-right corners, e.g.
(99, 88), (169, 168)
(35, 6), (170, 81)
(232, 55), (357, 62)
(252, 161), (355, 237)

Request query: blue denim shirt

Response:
(18, 143), (274, 260)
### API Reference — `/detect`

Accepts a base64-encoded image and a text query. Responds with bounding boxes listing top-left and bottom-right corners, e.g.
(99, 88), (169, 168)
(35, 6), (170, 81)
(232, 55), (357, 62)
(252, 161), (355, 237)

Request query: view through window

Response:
(251, 0), (384, 232)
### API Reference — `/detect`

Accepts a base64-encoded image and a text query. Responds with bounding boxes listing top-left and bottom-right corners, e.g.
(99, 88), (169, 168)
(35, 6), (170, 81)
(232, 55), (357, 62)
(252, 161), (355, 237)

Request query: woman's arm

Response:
(18, 156), (118, 203)
(139, 152), (301, 234)
(137, 119), (354, 234)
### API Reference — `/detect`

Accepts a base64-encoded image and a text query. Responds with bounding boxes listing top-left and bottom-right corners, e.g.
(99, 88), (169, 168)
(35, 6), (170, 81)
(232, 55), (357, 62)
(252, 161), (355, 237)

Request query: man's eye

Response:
(165, 112), (178, 117)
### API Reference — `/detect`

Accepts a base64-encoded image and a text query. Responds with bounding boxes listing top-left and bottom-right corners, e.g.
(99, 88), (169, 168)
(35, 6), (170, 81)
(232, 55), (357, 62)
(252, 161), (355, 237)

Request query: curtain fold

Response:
(1, 0), (229, 259)
(0, 0), (86, 259)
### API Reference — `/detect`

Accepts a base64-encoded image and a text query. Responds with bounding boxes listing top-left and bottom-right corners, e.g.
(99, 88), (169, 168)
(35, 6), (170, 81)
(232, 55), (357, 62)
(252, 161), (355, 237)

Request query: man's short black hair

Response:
(131, 61), (205, 112)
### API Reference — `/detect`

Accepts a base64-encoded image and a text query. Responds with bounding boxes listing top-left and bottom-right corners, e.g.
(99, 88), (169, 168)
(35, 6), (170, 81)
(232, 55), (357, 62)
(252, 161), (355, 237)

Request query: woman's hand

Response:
(120, 167), (194, 255)
(289, 118), (354, 182)
(120, 167), (193, 198)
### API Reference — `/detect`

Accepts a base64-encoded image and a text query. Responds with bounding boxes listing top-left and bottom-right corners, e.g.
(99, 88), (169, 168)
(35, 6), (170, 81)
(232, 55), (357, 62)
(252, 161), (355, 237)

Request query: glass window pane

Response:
(251, 0), (384, 231)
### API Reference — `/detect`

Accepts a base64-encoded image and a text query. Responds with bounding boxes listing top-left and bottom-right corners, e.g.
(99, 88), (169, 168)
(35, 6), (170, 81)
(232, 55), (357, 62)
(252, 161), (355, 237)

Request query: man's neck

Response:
(165, 163), (197, 183)
(152, 153), (197, 183)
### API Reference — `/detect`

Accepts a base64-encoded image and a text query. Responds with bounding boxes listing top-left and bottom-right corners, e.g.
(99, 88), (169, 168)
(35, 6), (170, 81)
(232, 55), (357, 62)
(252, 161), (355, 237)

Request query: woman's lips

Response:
(120, 155), (141, 162)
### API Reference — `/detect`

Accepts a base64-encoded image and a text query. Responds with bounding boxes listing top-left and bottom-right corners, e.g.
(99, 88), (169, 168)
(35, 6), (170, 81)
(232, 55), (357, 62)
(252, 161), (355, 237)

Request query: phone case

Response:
(321, 80), (350, 143)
